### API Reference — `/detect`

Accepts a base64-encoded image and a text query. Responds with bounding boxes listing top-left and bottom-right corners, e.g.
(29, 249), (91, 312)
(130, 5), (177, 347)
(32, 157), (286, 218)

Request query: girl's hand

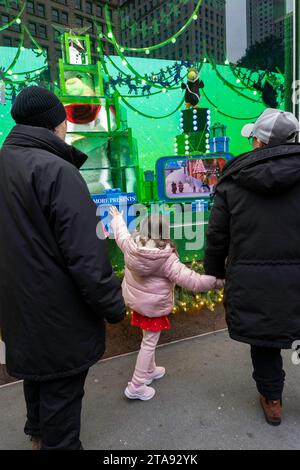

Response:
(215, 279), (225, 290)
(109, 206), (122, 219)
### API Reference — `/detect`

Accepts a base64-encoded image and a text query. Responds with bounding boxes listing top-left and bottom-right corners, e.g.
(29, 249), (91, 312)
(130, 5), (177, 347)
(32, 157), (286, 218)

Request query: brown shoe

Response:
(259, 395), (282, 426)
(30, 435), (42, 451)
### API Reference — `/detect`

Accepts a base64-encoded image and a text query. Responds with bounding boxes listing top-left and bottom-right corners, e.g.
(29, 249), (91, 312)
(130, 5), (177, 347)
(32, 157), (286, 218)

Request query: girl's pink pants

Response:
(131, 330), (161, 387)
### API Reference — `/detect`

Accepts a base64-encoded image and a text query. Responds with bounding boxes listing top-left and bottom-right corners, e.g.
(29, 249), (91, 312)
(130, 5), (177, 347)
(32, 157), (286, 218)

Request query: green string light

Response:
(106, 1), (203, 53)
(202, 89), (261, 121)
(105, 0), (202, 54)
(207, 56), (261, 103)
(4, 23), (25, 75)
(119, 94), (186, 120)
(0, 1), (25, 32)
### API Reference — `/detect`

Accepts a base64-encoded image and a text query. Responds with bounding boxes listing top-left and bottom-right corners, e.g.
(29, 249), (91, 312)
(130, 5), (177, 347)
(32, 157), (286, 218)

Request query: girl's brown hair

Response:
(134, 214), (178, 254)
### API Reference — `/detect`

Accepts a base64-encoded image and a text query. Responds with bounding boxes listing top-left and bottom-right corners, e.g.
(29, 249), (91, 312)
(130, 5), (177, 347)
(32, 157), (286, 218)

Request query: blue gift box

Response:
(209, 137), (230, 153)
(192, 199), (209, 212)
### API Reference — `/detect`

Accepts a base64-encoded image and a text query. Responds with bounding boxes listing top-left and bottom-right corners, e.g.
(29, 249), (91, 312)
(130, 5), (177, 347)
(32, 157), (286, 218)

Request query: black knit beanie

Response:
(11, 86), (67, 129)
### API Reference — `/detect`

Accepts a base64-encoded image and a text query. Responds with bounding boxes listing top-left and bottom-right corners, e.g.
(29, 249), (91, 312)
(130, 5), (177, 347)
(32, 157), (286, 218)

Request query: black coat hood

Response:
(4, 124), (88, 169)
(219, 144), (300, 195)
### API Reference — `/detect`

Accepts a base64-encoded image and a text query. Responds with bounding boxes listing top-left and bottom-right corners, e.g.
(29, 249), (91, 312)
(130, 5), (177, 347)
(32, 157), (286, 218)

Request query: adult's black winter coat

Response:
(204, 144), (300, 349)
(0, 125), (125, 380)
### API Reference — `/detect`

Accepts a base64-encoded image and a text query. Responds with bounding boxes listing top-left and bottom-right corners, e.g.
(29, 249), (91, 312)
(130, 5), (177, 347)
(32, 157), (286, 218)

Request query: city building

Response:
(118, 0), (227, 63)
(0, 0), (120, 80)
(246, 0), (286, 48)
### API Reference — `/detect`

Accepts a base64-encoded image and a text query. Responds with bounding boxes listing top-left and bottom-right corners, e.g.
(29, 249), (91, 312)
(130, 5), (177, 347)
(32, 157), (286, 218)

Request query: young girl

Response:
(110, 207), (222, 401)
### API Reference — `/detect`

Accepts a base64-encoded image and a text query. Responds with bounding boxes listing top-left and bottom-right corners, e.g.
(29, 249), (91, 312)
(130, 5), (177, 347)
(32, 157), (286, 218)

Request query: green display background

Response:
(0, 48), (282, 171)
(0, 47), (46, 143)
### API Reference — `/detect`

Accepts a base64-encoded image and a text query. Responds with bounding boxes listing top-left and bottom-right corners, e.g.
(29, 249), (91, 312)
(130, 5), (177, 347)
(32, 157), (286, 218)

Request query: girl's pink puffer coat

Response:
(111, 215), (217, 318)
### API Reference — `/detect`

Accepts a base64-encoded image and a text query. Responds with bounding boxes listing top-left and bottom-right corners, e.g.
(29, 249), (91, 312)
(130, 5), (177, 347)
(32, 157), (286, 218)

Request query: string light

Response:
(104, 0), (203, 53)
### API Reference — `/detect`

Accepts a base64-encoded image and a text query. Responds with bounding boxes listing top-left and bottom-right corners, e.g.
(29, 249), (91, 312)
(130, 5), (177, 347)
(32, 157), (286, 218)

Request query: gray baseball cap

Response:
(241, 108), (300, 146)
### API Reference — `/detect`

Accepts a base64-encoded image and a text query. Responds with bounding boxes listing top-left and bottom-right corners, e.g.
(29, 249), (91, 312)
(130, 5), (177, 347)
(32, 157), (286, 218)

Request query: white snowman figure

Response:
(69, 45), (83, 65)
(68, 38), (87, 65)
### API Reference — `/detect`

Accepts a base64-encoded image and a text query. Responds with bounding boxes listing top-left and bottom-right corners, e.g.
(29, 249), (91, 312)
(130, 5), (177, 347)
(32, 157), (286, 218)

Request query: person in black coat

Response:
(204, 108), (300, 426)
(0, 86), (125, 450)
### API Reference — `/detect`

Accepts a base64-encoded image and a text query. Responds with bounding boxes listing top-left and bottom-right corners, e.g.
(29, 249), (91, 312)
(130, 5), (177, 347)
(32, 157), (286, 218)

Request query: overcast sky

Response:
(226, 0), (294, 62)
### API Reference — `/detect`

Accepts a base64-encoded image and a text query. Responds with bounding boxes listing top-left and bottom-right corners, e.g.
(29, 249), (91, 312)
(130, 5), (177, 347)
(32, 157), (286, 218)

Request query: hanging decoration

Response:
(207, 56), (262, 104)
(99, 47), (186, 120)
(228, 62), (285, 108)
(105, 56), (196, 97)
(202, 89), (261, 121)
(181, 68), (205, 108)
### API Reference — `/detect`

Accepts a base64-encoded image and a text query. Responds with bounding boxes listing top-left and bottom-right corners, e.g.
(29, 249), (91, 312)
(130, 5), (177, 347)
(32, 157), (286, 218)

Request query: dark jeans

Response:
(23, 369), (89, 450)
(251, 345), (285, 401)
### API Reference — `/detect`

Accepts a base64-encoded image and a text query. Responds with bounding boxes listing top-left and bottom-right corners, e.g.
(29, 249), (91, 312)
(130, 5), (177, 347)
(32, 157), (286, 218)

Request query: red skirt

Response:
(131, 311), (170, 332)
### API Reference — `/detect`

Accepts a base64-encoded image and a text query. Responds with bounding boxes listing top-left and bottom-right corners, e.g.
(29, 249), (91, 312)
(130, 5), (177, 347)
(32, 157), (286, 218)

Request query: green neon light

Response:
(4, 24), (25, 74)
(202, 89), (262, 120)
(23, 24), (47, 59)
(95, 22), (187, 92)
(120, 94), (185, 120)
(105, 1), (203, 53)
(0, 1), (25, 32)
(207, 57), (261, 103)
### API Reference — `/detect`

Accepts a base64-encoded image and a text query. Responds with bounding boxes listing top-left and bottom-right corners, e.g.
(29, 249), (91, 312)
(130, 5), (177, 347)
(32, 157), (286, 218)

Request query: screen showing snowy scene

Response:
(164, 158), (227, 199)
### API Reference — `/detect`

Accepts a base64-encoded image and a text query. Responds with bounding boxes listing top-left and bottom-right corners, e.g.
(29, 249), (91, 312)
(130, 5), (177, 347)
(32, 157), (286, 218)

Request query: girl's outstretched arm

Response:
(110, 207), (131, 253)
(162, 253), (218, 292)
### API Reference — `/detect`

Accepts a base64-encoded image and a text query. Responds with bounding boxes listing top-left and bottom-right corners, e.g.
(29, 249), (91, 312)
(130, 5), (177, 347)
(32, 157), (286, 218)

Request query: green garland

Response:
(0, 1), (25, 32)
(107, 1), (203, 53)
(104, 7), (191, 91)
(23, 24), (47, 59)
(103, 38), (182, 91)
(202, 89), (261, 121)
(120, 94), (186, 120)
(3, 23), (25, 74)
(207, 57), (262, 104)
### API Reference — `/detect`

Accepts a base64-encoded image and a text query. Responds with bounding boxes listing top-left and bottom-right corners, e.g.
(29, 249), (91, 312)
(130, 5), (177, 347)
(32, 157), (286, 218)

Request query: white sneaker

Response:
(145, 366), (166, 385)
(124, 382), (155, 401)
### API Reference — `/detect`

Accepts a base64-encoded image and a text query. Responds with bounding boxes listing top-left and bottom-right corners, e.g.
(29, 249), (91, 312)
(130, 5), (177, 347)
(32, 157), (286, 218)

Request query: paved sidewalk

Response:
(1, 330), (300, 450)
